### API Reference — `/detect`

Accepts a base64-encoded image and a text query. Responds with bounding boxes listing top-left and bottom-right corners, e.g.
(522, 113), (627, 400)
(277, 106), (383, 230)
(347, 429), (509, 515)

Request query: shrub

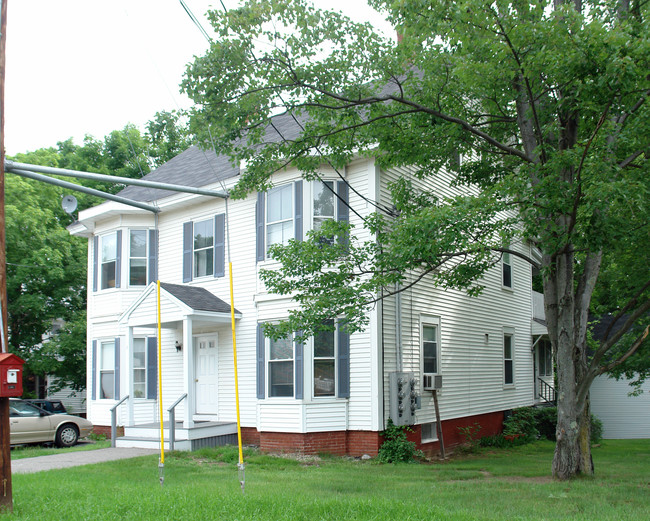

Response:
(457, 423), (482, 453)
(503, 407), (539, 443)
(533, 407), (557, 440)
(378, 419), (423, 463)
(591, 414), (603, 444)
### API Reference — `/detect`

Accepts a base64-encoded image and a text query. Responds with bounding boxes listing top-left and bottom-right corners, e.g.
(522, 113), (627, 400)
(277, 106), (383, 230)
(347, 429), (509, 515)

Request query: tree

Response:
(182, 0), (650, 479)
(145, 110), (192, 167)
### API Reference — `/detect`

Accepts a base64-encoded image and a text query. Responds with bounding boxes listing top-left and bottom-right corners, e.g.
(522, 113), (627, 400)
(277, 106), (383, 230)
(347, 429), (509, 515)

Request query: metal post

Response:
(169, 409), (175, 451)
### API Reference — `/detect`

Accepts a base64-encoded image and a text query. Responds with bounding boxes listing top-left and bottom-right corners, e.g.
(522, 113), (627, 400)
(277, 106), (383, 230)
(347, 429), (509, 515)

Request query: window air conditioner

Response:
(423, 374), (442, 391)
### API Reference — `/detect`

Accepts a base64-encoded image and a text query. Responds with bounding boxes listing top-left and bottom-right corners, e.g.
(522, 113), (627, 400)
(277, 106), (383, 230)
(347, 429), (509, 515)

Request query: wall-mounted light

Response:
(175, 341), (183, 353)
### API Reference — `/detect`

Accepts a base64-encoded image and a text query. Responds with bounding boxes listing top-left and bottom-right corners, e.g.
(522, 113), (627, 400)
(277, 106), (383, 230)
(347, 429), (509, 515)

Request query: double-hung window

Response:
(132, 338), (146, 398)
(502, 251), (512, 288)
(266, 184), (294, 254)
(268, 335), (294, 397)
(422, 324), (439, 374)
(100, 233), (117, 289)
(129, 230), (148, 286)
(100, 340), (115, 399)
(503, 331), (514, 386)
(193, 218), (214, 278)
(313, 181), (335, 232)
(314, 320), (336, 397)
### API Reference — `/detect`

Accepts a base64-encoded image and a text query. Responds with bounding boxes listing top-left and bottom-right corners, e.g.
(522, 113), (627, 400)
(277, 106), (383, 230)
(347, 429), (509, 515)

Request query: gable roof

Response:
(159, 282), (238, 314)
(116, 111), (311, 204)
(117, 146), (239, 203)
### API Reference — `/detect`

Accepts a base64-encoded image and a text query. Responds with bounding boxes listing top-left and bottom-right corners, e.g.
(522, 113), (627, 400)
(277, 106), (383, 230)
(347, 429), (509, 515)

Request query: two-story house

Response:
(69, 144), (549, 455)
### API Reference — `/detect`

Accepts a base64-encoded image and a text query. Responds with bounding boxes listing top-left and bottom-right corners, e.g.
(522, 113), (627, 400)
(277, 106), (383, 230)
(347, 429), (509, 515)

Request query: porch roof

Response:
(532, 317), (548, 336)
(119, 281), (241, 328)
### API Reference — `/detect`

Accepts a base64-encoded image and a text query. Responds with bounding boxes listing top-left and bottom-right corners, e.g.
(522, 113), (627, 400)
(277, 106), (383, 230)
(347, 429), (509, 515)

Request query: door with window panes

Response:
(195, 335), (219, 414)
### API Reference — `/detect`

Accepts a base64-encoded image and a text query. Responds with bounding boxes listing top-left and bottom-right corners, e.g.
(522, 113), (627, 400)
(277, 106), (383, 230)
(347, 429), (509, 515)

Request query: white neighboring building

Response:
(590, 375), (650, 439)
(69, 145), (550, 455)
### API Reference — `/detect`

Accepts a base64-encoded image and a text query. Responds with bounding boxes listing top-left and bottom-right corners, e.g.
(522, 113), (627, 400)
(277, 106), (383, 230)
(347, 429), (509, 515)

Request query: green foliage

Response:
(377, 419), (423, 463)
(503, 408), (539, 444)
(6, 110), (191, 390)
(503, 407), (604, 445)
(457, 423), (482, 453)
(182, 0), (649, 478)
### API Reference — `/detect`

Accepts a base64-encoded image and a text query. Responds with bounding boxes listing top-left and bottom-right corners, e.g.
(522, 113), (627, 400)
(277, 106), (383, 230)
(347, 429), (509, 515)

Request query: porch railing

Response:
(538, 378), (556, 405)
(110, 395), (129, 447)
(167, 393), (188, 451)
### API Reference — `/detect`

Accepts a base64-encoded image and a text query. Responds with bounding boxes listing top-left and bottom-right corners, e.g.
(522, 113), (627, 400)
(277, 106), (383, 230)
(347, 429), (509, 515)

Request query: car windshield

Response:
(10, 401), (44, 417)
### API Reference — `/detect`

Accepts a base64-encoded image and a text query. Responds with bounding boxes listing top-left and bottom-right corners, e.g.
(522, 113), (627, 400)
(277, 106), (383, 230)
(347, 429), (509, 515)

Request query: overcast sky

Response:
(4, 0), (393, 156)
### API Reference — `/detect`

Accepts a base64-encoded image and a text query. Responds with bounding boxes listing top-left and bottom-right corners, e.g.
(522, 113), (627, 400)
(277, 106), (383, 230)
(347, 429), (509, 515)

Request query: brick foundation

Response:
(91, 425), (123, 438)
(249, 410), (505, 457)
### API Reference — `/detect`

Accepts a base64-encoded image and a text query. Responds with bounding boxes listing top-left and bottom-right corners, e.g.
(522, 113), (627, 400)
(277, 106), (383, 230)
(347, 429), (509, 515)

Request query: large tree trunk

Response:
(544, 250), (595, 479)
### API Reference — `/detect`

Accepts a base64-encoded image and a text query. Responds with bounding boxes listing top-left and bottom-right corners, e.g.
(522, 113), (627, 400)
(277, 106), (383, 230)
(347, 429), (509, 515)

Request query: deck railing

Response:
(538, 378), (556, 405)
(110, 395), (129, 447)
(167, 393), (188, 451)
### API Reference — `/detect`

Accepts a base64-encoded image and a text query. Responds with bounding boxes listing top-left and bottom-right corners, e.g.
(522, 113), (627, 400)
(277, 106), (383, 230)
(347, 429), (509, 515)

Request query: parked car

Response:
(9, 399), (93, 447)
(25, 399), (67, 414)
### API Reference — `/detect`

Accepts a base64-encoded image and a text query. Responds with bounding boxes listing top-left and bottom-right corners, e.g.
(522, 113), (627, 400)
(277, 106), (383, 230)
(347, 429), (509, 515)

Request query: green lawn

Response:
(8, 440), (649, 520)
(10, 440), (111, 460)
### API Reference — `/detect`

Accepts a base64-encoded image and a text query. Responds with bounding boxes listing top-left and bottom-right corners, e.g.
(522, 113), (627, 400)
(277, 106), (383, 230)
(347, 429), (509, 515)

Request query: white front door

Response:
(194, 335), (218, 415)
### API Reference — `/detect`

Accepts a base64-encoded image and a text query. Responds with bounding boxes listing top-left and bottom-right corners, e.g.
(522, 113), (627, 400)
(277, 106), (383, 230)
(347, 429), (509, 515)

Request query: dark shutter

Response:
(294, 332), (304, 400)
(256, 192), (265, 262)
(337, 321), (350, 398)
(93, 236), (99, 292)
(148, 229), (158, 284)
(336, 181), (350, 248)
(214, 214), (225, 278)
(115, 230), (122, 289)
(182, 221), (193, 282)
(256, 324), (265, 399)
(91, 340), (97, 400)
(147, 337), (158, 400)
(294, 180), (303, 242)
(114, 337), (121, 400)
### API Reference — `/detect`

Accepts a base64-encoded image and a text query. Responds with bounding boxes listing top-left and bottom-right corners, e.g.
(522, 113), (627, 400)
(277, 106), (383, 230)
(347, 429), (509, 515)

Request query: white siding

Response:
(590, 375), (650, 439)
(379, 164), (536, 427)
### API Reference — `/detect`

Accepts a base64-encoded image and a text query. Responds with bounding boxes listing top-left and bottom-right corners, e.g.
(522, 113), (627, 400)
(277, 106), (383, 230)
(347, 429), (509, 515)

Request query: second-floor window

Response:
(100, 233), (117, 290)
(502, 251), (512, 288)
(129, 230), (148, 286)
(193, 218), (214, 278)
(266, 184), (294, 254)
(313, 181), (335, 232)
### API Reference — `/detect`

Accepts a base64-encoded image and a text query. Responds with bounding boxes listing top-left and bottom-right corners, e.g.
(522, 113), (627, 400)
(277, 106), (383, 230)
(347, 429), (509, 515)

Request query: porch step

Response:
(116, 433), (238, 451)
(117, 421), (238, 451)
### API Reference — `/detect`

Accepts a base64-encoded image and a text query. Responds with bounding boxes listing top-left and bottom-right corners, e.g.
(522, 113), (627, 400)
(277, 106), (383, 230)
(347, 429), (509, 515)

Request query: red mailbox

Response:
(0, 353), (25, 397)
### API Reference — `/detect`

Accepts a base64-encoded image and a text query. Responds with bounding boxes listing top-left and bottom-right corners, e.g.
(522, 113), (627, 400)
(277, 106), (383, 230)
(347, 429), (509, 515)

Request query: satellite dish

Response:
(61, 195), (78, 215)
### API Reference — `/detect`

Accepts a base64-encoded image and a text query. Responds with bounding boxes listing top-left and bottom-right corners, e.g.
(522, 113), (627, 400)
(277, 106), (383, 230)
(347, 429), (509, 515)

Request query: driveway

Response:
(11, 447), (159, 474)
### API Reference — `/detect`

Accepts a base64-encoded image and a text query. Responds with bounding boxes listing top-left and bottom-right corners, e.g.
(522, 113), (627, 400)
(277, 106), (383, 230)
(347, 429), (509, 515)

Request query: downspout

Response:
(396, 283), (402, 372)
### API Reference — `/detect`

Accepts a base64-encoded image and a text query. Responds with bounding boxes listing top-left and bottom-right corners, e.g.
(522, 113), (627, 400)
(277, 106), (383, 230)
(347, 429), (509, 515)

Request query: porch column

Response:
(182, 317), (195, 428)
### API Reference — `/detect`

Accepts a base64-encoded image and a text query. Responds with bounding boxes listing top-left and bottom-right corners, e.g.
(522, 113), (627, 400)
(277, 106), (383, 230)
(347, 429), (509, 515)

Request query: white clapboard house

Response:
(69, 140), (553, 454)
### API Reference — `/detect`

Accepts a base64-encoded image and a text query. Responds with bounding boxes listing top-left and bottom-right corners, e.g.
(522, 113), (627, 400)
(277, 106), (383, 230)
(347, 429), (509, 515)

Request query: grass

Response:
(10, 439), (111, 460)
(7, 440), (650, 520)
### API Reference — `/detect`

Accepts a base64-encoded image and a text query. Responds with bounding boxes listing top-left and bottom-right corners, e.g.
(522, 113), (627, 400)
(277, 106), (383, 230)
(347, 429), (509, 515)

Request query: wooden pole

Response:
(432, 390), (445, 460)
(0, 0), (13, 512)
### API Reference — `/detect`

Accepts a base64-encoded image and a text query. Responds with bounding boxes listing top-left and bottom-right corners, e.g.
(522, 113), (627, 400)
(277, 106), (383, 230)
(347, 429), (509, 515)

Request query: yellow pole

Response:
(157, 281), (164, 466)
(229, 262), (244, 469)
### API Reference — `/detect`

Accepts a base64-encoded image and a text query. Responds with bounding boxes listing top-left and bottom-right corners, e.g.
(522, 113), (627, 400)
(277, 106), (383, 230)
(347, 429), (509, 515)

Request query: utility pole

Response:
(0, 0), (13, 512)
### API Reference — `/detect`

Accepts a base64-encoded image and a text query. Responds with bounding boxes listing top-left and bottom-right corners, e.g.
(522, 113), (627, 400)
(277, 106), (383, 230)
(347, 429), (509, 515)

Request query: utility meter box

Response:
(0, 353), (25, 397)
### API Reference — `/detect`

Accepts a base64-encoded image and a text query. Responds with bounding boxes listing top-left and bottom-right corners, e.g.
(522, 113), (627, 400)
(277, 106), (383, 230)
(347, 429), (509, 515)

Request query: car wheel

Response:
(56, 424), (79, 447)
